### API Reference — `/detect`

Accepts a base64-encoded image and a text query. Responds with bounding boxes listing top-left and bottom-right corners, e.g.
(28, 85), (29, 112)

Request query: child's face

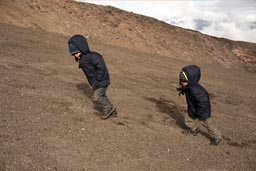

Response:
(180, 81), (188, 87)
(72, 52), (81, 60)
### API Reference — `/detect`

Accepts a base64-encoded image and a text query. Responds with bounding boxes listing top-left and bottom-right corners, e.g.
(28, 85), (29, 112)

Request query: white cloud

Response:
(77, 0), (256, 43)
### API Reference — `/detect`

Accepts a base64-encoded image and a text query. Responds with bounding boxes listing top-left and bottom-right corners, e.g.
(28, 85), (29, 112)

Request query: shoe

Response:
(101, 107), (117, 119)
(182, 128), (199, 136)
(210, 139), (222, 146)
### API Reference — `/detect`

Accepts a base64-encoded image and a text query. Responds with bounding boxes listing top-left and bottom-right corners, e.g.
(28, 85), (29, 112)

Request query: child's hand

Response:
(176, 87), (185, 96)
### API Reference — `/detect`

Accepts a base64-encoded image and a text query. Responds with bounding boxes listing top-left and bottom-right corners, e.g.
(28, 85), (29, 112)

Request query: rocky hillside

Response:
(1, 0), (256, 170)
(0, 0), (256, 71)
(1, 19), (256, 171)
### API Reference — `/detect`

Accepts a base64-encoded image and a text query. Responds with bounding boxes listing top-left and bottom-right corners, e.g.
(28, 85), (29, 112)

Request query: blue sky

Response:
(77, 0), (256, 43)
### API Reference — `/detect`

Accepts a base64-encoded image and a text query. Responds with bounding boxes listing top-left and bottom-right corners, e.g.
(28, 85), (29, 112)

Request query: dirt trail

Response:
(0, 23), (256, 170)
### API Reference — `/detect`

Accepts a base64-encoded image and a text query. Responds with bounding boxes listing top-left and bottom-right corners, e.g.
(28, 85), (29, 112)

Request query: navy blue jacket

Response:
(181, 65), (211, 120)
(68, 35), (110, 90)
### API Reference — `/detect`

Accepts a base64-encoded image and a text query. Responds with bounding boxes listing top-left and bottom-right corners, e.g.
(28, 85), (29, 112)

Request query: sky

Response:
(77, 0), (256, 43)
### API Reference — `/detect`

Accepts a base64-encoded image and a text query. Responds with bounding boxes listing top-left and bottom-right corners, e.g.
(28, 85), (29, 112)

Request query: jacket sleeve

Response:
(91, 56), (107, 82)
(192, 87), (211, 120)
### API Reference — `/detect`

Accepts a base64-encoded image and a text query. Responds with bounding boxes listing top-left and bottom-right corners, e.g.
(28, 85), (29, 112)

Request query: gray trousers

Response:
(92, 87), (113, 113)
(185, 114), (222, 140)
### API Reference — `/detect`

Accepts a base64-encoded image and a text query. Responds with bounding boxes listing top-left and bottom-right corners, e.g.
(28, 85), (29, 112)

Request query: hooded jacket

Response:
(68, 35), (110, 90)
(181, 65), (211, 120)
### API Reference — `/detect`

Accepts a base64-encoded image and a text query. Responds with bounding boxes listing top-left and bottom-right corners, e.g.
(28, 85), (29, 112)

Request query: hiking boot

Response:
(101, 107), (117, 119)
(182, 128), (199, 136)
(210, 138), (222, 146)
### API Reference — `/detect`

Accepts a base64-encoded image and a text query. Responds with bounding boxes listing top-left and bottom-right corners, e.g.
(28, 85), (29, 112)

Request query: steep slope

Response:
(0, 1), (256, 170)
(0, 21), (256, 171)
(0, 0), (255, 71)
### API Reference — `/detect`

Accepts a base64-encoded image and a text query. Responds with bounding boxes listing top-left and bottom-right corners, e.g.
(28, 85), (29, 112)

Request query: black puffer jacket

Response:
(68, 35), (110, 90)
(181, 65), (211, 120)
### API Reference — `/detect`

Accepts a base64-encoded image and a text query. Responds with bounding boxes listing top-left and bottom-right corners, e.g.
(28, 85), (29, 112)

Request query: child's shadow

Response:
(76, 83), (101, 113)
(76, 83), (93, 99)
(145, 97), (186, 129)
(145, 97), (211, 139)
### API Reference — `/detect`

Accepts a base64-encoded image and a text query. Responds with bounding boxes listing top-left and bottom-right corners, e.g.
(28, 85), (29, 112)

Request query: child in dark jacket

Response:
(177, 65), (222, 146)
(68, 34), (116, 119)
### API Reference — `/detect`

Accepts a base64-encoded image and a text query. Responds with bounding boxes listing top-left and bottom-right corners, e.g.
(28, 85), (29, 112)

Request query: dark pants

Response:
(92, 86), (113, 113)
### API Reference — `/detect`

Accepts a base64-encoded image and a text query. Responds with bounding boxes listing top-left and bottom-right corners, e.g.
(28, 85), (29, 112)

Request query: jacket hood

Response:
(181, 65), (201, 86)
(68, 34), (90, 54)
